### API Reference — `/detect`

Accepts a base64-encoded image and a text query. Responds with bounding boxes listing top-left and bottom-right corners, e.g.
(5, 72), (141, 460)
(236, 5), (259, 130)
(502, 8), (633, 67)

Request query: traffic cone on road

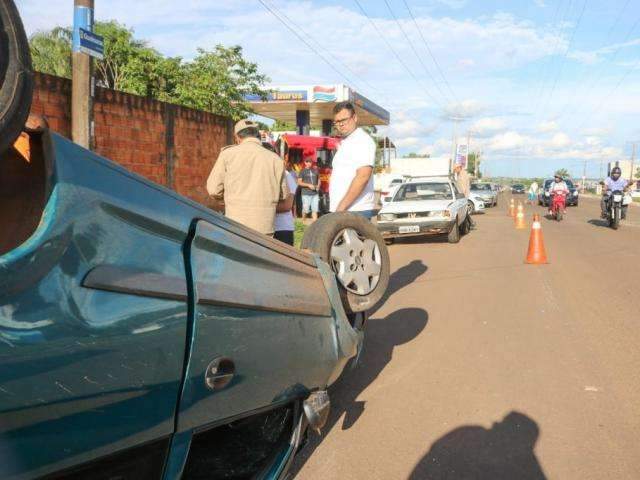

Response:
(508, 199), (515, 217)
(525, 214), (548, 264)
(514, 209), (527, 229)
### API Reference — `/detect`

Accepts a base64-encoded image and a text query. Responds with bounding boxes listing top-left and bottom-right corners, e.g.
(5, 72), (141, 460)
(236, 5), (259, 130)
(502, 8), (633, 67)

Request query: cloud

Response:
(441, 99), (486, 120)
(487, 131), (529, 151)
(548, 132), (571, 148)
(536, 120), (559, 133)
(471, 117), (507, 137)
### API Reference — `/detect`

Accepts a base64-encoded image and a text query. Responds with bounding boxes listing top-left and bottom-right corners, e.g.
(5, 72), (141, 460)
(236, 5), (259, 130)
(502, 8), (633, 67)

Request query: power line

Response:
(540, 0), (589, 116)
(381, 0), (453, 104)
(260, 0), (382, 98)
(352, 0), (444, 108)
(256, 0), (368, 93)
(532, 0), (570, 117)
(554, 13), (640, 121)
(401, 0), (459, 103)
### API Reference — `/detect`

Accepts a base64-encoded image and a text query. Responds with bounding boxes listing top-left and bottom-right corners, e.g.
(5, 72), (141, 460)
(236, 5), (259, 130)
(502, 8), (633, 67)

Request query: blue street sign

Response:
(78, 28), (104, 60)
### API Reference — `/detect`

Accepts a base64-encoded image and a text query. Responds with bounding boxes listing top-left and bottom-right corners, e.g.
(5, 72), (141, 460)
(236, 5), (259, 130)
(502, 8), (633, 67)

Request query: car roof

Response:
(404, 176), (451, 184)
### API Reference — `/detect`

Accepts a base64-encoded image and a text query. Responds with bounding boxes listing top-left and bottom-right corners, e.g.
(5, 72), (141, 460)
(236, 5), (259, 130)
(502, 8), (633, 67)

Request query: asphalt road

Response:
(291, 194), (640, 479)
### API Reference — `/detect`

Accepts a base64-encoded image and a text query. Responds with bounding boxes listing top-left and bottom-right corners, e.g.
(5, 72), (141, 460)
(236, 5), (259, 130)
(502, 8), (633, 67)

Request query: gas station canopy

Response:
(245, 84), (390, 128)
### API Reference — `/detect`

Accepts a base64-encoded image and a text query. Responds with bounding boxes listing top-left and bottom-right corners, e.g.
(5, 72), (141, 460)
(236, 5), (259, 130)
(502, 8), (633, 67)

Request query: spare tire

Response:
(302, 213), (390, 314)
(0, 0), (33, 155)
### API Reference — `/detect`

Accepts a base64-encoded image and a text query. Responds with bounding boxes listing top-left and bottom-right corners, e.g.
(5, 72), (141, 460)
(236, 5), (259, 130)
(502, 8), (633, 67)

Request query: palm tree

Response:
(29, 27), (72, 78)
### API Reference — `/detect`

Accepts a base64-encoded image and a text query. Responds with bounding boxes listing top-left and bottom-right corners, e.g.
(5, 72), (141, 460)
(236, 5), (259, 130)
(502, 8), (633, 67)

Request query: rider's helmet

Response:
(611, 166), (622, 180)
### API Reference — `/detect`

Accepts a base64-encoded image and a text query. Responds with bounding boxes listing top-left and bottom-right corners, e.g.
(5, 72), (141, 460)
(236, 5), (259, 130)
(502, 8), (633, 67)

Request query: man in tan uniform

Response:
(207, 119), (289, 235)
(454, 163), (476, 230)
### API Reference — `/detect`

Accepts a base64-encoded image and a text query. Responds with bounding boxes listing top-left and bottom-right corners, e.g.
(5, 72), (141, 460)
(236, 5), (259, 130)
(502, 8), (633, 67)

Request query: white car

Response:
(379, 176), (404, 203)
(377, 176), (471, 244)
(468, 194), (486, 214)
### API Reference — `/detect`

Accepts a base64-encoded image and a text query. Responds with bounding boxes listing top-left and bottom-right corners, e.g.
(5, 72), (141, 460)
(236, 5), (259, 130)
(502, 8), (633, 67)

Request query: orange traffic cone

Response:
(514, 209), (527, 229)
(508, 199), (515, 217)
(525, 214), (548, 264)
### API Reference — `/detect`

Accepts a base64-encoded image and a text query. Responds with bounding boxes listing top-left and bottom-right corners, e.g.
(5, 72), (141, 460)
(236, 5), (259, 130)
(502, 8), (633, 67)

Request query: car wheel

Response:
(467, 200), (476, 214)
(301, 212), (390, 314)
(460, 216), (470, 235)
(0, 0), (33, 155)
(447, 219), (461, 243)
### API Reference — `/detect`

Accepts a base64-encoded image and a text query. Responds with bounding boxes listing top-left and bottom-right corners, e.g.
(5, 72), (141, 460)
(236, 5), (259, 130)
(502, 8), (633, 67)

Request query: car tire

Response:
(301, 212), (390, 314)
(447, 219), (461, 243)
(467, 200), (476, 214)
(460, 216), (471, 235)
(0, 0), (33, 155)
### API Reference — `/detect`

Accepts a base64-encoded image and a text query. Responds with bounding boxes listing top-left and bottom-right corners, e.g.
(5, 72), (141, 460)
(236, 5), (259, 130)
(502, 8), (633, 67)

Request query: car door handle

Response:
(204, 357), (235, 391)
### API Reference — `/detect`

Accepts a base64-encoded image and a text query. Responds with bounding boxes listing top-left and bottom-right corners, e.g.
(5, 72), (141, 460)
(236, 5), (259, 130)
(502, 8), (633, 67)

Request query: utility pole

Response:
(449, 116), (463, 174)
(475, 150), (481, 178)
(582, 159), (587, 193)
(625, 141), (640, 183)
(72, 0), (95, 149)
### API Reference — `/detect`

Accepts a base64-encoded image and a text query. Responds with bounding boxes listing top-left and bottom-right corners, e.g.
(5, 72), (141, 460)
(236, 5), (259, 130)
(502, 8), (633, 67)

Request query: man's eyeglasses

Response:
(333, 115), (354, 127)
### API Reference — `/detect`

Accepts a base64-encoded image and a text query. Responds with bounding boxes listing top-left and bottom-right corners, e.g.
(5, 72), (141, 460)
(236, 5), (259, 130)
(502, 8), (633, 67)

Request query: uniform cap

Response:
(234, 119), (258, 135)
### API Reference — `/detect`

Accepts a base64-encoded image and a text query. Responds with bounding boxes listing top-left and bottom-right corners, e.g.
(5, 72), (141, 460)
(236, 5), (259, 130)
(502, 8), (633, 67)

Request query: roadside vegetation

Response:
(29, 21), (270, 119)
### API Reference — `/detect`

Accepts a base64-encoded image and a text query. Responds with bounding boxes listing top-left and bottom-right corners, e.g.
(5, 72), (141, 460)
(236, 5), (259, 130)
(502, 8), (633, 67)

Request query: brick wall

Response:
(30, 72), (233, 206)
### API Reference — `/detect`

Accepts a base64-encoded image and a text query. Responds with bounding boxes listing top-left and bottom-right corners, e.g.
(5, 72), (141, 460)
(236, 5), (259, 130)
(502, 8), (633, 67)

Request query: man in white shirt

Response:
(329, 102), (377, 219)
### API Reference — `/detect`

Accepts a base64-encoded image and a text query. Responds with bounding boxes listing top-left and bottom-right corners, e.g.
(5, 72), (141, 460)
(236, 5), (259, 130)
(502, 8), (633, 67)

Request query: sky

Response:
(16, 0), (640, 178)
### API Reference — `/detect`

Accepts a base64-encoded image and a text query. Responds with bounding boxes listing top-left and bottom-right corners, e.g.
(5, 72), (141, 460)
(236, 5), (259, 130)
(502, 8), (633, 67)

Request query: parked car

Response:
(468, 194), (486, 214)
(377, 176), (471, 244)
(470, 182), (498, 207)
(379, 176), (404, 204)
(539, 178), (579, 206)
(511, 184), (526, 194)
(0, 4), (390, 478)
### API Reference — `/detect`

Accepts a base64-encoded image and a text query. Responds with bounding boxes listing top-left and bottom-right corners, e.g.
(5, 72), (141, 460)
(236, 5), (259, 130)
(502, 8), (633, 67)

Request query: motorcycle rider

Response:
(548, 174), (569, 215)
(601, 166), (632, 219)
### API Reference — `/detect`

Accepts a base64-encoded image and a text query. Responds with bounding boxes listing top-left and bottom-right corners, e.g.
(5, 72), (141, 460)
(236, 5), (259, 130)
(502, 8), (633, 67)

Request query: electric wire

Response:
(402, 0), (459, 103)
(539, 0), (589, 117)
(260, 0), (383, 98)
(381, 0), (454, 104)
(352, 0), (445, 108)
(256, 0), (369, 94)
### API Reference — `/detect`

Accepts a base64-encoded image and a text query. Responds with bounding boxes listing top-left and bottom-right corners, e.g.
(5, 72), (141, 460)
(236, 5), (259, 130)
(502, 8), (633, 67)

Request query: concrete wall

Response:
(30, 72), (233, 206)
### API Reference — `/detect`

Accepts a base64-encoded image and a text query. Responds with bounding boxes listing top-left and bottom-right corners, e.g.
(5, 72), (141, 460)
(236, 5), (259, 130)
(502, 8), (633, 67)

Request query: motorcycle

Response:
(604, 189), (631, 230)
(550, 191), (568, 221)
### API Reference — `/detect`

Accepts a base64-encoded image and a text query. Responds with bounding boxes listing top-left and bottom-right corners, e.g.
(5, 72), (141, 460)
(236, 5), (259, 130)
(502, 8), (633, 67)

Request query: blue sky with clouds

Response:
(16, 0), (640, 178)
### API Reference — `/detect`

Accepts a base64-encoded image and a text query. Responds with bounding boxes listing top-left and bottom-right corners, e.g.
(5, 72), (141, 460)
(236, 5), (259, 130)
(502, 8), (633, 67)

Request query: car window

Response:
(471, 184), (492, 191)
(394, 182), (453, 201)
(544, 180), (553, 189)
(390, 179), (402, 185)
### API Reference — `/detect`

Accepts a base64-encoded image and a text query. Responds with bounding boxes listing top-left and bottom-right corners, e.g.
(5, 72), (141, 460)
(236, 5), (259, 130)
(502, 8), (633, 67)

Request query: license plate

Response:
(399, 225), (420, 234)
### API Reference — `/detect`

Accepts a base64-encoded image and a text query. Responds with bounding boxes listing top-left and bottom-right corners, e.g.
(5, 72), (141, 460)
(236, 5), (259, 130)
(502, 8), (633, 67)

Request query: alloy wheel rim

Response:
(330, 228), (381, 295)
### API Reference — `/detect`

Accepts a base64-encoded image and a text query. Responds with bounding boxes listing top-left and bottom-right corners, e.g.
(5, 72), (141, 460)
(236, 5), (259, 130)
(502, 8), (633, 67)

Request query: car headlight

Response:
(545, 192), (550, 196)
(573, 191), (579, 196)
(428, 210), (450, 217)
(378, 213), (396, 221)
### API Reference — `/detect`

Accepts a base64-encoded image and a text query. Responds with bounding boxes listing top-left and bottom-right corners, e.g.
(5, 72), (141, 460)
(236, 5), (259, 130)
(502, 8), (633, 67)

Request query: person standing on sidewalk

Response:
(454, 164), (476, 229)
(206, 119), (289, 236)
(274, 163), (298, 245)
(298, 157), (320, 223)
(329, 102), (376, 219)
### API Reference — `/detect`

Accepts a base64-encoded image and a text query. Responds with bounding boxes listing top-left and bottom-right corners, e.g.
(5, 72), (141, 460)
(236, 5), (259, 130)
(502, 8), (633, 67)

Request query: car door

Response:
(174, 219), (344, 434)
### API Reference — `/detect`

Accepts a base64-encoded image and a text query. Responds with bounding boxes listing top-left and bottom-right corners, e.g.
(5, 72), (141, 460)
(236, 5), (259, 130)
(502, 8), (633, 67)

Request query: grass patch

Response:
(294, 219), (307, 248)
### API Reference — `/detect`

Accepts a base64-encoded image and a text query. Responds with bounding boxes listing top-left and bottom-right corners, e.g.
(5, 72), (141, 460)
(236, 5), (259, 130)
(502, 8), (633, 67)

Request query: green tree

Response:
(467, 152), (481, 177)
(555, 168), (570, 178)
(272, 120), (297, 131)
(635, 167), (640, 179)
(29, 27), (72, 78)
(175, 46), (269, 119)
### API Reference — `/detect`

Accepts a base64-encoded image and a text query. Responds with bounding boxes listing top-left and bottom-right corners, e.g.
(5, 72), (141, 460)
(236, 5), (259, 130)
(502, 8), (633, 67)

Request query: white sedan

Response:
(376, 177), (471, 244)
